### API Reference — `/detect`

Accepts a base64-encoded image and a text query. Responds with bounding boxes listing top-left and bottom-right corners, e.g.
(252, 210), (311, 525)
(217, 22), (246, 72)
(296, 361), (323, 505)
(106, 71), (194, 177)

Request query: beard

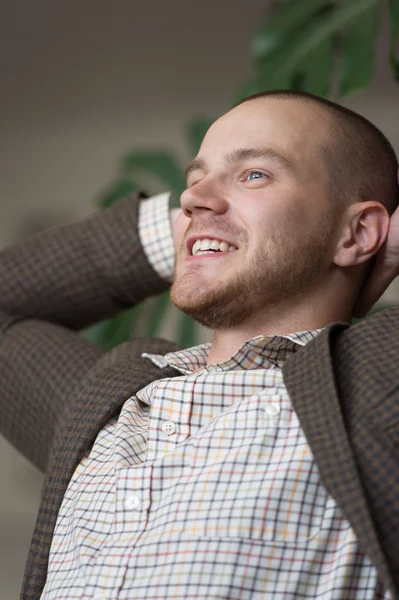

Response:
(170, 209), (335, 330)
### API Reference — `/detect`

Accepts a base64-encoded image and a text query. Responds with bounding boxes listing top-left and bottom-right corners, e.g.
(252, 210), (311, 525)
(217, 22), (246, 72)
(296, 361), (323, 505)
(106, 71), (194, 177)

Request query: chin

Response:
(171, 277), (251, 330)
(170, 278), (207, 311)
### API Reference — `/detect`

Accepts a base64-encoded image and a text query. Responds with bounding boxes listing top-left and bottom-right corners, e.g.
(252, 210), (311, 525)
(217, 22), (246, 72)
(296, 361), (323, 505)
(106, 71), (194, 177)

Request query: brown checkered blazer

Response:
(0, 193), (398, 600)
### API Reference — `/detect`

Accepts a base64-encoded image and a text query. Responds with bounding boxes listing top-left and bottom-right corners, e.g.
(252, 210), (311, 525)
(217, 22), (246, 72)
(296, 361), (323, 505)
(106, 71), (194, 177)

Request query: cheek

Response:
(244, 198), (317, 250)
(243, 201), (296, 237)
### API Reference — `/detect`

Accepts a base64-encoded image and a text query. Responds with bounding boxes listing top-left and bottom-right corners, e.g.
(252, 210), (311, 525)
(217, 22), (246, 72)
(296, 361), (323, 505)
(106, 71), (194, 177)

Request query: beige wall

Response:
(0, 1), (398, 596)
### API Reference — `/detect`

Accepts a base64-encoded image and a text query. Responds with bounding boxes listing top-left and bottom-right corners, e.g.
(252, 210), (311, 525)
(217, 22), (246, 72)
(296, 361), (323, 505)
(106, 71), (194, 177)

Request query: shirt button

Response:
(265, 403), (281, 416)
(161, 420), (176, 435)
(125, 495), (140, 510)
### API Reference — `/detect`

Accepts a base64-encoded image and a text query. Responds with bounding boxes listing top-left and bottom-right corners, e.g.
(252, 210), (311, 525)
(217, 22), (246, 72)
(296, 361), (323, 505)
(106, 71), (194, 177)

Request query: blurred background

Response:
(0, 0), (398, 597)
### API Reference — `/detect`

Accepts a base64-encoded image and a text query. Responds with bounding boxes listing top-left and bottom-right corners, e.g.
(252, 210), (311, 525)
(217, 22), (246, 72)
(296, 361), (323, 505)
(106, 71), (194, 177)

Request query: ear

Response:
(333, 201), (390, 268)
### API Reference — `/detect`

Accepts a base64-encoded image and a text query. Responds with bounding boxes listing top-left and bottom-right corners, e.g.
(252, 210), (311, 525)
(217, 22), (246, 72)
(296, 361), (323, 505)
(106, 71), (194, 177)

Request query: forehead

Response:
(200, 98), (330, 170)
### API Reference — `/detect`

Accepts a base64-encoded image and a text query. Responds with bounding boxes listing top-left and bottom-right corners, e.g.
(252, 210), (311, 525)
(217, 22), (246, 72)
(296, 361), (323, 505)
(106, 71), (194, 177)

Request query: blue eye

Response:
(247, 171), (265, 181)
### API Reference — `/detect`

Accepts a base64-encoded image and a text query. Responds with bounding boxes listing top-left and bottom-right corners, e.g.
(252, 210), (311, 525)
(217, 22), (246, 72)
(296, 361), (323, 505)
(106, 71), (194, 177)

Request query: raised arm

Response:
(0, 192), (174, 471)
(0, 192), (170, 332)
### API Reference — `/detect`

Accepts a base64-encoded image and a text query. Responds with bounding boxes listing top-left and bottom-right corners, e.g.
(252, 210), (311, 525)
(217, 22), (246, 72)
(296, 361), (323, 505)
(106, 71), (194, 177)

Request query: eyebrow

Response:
(185, 147), (296, 182)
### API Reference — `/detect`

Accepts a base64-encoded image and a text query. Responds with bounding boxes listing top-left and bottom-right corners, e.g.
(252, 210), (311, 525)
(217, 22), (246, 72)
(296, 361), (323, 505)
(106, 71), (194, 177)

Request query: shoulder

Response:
(333, 307), (399, 415)
(333, 305), (399, 363)
(346, 305), (399, 345)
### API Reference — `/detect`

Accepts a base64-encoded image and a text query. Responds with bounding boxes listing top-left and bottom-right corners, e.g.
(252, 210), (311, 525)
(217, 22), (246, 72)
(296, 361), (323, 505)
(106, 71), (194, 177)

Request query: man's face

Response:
(171, 98), (338, 330)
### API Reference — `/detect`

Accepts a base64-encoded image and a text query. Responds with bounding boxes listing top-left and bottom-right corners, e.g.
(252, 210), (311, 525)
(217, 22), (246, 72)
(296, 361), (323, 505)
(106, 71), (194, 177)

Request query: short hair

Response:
(238, 90), (399, 216)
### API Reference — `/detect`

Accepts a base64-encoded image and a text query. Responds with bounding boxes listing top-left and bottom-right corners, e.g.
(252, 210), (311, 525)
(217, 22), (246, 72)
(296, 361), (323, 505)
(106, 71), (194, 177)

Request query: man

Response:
(0, 90), (398, 599)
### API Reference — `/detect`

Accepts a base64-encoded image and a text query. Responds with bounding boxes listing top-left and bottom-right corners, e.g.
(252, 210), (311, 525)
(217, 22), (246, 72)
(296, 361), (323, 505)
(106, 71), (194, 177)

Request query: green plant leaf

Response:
(235, 6), (333, 102)
(97, 179), (140, 210)
(145, 291), (172, 338)
(234, 25), (333, 104)
(119, 150), (186, 197)
(338, 3), (380, 97)
(234, 68), (293, 104)
(236, 0), (378, 104)
(389, 0), (399, 80)
(82, 307), (140, 351)
(187, 117), (214, 156)
(295, 36), (334, 97)
(252, 0), (334, 63)
(255, 4), (336, 76)
(260, 0), (376, 82)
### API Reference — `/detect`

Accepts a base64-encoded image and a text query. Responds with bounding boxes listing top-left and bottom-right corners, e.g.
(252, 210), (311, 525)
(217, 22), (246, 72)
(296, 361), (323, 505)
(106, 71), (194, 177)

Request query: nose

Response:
(180, 178), (229, 218)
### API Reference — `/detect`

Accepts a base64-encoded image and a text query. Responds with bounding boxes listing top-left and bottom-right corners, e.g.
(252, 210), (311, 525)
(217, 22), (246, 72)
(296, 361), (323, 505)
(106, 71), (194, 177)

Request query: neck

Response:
(206, 285), (353, 366)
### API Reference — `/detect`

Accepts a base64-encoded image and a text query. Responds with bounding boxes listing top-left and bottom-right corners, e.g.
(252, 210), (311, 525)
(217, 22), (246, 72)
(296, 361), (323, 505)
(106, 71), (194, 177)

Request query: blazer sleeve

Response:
(0, 192), (170, 331)
(0, 192), (171, 471)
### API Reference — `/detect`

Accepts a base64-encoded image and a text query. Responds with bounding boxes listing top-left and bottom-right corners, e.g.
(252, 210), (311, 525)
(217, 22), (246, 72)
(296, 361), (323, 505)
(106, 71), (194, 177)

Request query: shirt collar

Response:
(142, 329), (322, 375)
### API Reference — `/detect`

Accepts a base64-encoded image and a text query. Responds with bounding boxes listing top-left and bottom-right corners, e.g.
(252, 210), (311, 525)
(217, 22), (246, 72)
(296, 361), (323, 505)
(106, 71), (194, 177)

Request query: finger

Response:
(353, 262), (391, 318)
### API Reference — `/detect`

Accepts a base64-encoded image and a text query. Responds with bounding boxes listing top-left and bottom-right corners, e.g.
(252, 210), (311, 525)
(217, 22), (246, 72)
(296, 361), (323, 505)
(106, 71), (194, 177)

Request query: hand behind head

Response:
(353, 168), (399, 318)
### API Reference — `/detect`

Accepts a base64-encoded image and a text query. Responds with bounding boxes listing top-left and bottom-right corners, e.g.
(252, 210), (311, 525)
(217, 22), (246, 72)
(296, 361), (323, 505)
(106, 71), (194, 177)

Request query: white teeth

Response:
(191, 238), (238, 256)
(219, 241), (229, 252)
(192, 240), (202, 255)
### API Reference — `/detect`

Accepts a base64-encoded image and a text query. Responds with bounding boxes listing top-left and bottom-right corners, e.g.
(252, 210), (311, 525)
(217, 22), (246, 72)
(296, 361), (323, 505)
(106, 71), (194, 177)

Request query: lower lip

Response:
(185, 251), (236, 261)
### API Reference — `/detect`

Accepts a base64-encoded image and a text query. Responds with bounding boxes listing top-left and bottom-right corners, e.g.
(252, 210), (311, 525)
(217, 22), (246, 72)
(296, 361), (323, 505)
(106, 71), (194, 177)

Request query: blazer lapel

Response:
(283, 323), (393, 591)
(22, 337), (180, 600)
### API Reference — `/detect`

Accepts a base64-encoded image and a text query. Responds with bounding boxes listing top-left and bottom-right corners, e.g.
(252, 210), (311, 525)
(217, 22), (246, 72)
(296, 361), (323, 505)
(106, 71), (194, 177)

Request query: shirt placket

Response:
(146, 374), (197, 461)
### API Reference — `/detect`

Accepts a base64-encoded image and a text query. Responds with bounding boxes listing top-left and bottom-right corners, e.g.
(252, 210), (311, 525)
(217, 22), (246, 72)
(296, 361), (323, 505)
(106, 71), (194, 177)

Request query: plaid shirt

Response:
(40, 194), (389, 599)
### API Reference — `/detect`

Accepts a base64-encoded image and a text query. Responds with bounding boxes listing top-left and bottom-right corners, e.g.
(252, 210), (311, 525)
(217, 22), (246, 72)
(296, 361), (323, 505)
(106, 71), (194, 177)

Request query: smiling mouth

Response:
(190, 238), (238, 256)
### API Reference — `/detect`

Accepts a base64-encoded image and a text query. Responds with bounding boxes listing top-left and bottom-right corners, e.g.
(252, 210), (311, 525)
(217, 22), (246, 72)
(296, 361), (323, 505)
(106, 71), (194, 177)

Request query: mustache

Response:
(181, 218), (247, 249)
